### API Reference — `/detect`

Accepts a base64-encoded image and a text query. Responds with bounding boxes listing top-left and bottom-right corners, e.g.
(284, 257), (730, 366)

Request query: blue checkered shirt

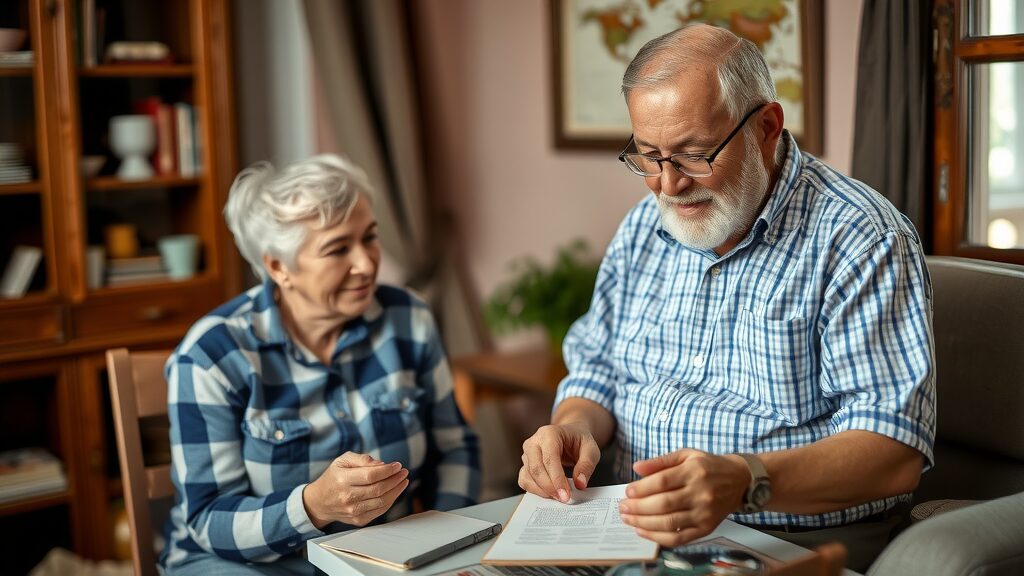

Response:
(556, 132), (936, 528)
(161, 282), (480, 567)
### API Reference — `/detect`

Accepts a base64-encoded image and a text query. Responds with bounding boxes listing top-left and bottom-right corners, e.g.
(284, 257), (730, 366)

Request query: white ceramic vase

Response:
(109, 115), (155, 180)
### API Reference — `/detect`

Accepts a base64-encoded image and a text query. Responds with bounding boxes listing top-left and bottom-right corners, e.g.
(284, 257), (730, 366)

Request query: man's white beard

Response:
(658, 132), (770, 251)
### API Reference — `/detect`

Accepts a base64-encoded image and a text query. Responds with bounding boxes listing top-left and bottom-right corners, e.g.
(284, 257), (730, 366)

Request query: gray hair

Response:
(223, 154), (374, 280)
(622, 24), (777, 124)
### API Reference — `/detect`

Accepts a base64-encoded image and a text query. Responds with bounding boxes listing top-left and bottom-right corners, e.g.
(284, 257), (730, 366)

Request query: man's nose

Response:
(659, 165), (693, 196)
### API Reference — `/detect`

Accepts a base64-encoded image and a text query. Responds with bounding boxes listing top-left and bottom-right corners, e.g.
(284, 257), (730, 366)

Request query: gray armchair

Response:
(868, 256), (1024, 576)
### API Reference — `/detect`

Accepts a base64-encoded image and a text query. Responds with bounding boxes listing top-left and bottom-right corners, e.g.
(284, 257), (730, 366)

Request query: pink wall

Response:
(416, 0), (864, 307)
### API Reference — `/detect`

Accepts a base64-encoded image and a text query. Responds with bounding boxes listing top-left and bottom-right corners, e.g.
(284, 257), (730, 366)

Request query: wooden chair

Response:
(106, 348), (175, 576)
(769, 542), (848, 576)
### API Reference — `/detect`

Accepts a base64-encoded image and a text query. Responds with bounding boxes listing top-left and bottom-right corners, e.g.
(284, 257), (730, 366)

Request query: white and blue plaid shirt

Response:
(556, 132), (935, 528)
(161, 282), (479, 568)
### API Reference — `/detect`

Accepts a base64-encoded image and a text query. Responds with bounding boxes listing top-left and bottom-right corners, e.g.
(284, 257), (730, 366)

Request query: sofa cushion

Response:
(868, 491), (1024, 576)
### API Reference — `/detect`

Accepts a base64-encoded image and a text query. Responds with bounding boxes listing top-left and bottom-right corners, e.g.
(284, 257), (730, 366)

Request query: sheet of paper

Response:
(483, 484), (658, 564)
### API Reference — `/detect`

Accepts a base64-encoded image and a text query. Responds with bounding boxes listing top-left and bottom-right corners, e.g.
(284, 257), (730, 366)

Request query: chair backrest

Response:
(769, 542), (847, 576)
(918, 257), (1024, 501)
(106, 348), (174, 576)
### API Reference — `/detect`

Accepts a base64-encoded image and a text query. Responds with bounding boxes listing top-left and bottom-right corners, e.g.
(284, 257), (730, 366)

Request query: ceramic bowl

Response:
(80, 155), (106, 178)
(0, 29), (27, 52)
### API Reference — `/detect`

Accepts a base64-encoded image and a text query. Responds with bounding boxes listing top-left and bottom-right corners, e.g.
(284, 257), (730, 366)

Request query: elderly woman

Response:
(161, 155), (480, 575)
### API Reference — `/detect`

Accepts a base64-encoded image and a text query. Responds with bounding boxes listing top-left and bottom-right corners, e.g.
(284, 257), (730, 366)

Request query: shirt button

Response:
(400, 397), (411, 410)
(273, 429), (285, 441)
(335, 410), (346, 419)
(658, 410), (669, 422)
(710, 266), (721, 277)
(692, 355), (706, 368)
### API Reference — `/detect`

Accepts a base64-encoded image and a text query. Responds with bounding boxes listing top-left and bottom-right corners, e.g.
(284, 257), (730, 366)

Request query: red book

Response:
(133, 97), (176, 175)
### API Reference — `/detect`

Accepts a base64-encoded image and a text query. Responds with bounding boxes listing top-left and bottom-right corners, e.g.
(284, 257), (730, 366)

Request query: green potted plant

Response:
(485, 239), (601, 357)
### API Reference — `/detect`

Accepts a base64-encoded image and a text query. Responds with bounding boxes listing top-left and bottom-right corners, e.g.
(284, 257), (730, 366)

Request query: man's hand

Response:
(618, 449), (749, 546)
(302, 452), (409, 529)
(518, 422), (602, 503)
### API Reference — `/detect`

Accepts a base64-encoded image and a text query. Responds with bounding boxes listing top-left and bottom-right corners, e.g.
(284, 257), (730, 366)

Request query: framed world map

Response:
(551, 0), (823, 154)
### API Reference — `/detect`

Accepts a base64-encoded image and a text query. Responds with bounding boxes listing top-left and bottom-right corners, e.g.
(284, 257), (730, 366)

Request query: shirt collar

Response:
(248, 277), (385, 352)
(755, 130), (803, 244)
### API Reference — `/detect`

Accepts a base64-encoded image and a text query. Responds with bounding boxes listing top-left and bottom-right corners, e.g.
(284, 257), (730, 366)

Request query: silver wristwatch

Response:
(737, 453), (771, 514)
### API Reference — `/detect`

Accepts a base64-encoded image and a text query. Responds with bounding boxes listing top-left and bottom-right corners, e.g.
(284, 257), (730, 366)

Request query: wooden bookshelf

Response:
(0, 0), (239, 565)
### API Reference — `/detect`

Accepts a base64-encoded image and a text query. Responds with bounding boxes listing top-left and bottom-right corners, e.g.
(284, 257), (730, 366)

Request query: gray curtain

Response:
(851, 0), (930, 234)
(302, 0), (489, 355)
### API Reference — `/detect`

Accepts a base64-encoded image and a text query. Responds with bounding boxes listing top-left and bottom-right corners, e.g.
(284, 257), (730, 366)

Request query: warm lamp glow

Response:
(988, 218), (1019, 249)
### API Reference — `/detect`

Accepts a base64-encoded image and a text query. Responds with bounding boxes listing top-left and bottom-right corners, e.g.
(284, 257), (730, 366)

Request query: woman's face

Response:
(273, 194), (381, 322)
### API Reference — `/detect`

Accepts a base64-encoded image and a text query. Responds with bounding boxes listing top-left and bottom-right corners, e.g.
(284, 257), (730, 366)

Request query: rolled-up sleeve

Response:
(819, 230), (937, 468)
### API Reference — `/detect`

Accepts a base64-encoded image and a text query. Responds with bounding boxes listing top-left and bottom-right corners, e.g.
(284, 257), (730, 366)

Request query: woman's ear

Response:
(263, 253), (291, 288)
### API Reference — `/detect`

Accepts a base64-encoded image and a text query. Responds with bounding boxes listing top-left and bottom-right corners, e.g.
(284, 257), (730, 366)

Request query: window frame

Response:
(933, 0), (1024, 263)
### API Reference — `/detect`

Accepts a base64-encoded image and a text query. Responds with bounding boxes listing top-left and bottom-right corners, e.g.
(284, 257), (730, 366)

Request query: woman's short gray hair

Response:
(223, 154), (374, 280)
(621, 24), (777, 123)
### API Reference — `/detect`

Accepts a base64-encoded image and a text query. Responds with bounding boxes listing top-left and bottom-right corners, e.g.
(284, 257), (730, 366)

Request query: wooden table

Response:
(450, 348), (566, 424)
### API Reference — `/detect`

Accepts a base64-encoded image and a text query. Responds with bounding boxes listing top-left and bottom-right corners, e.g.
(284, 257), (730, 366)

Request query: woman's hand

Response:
(302, 452), (409, 528)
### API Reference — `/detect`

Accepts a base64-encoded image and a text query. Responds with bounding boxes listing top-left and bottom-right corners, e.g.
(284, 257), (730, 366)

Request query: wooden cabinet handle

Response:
(138, 306), (170, 321)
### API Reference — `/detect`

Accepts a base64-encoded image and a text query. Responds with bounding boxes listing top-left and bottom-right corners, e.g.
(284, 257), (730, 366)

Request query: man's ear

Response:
(756, 102), (785, 164)
(263, 253), (290, 288)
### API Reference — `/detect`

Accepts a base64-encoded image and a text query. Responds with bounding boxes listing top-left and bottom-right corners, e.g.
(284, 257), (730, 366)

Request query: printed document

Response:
(482, 484), (658, 565)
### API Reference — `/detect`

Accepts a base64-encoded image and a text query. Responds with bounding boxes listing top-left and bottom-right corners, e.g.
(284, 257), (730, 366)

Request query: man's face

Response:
(627, 81), (771, 253)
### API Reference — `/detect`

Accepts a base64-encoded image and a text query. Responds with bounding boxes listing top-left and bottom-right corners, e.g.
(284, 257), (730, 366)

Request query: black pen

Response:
(404, 524), (502, 569)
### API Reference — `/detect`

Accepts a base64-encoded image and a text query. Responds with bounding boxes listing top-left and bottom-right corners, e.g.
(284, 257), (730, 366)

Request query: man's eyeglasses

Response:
(618, 103), (767, 178)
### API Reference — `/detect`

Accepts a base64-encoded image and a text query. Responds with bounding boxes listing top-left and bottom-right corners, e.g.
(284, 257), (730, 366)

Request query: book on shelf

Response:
(0, 447), (68, 504)
(107, 254), (165, 274)
(0, 245), (43, 298)
(133, 98), (177, 175)
(176, 102), (196, 177)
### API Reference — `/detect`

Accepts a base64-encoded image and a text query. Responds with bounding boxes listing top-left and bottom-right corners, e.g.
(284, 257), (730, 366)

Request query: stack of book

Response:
(107, 254), (168, 286)
(0, 448), (68, 504)
(0, 143), (32, 184)
(0, 51), (33, 68)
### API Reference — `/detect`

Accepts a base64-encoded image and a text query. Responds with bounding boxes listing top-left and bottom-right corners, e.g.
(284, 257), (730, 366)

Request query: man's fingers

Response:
(524, 442), (560, 500)
(518, 465), (549, 498)
(620, 509), (695, 532)
(619, 486), (689, 515)
(626, 465), (688, 498)
(632, 449), (692, 477)
(572, 438), (601, 490)
(634, 526), (707, 548)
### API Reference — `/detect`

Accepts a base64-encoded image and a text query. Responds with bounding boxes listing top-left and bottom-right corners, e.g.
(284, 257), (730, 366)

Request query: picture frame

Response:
(551, 0), (824, 154)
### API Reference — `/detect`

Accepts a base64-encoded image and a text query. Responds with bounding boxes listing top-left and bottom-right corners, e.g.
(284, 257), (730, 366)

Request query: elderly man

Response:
(518, 24), (935, 571)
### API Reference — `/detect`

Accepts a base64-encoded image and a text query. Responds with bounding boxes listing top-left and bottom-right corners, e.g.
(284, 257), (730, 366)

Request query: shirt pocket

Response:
(369, 387), (427, 450)
(732, 309), (814, 423)
(240, 418), (313, 466)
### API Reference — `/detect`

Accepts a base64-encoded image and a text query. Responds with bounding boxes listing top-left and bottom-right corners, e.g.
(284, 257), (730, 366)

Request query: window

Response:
(933, 0), (1024, 262)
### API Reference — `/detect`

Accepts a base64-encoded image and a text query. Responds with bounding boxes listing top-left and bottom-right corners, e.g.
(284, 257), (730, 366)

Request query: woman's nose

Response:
(350, 247), (376, 275)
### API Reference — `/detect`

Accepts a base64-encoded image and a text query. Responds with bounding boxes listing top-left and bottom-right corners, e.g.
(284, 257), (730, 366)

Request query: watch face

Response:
(751, 483), (771, 507)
